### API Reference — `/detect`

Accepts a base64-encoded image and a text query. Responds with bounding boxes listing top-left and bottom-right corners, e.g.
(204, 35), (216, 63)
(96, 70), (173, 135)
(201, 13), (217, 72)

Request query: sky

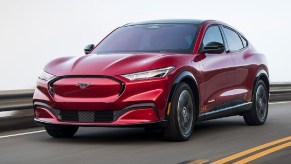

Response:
(0, 0), (291, 90)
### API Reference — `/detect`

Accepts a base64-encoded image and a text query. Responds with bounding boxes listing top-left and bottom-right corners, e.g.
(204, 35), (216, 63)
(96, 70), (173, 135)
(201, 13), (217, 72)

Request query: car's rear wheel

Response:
(243, 80), (269, 125)
(45, 125), (79, 138)
(163, 82), (195, 141)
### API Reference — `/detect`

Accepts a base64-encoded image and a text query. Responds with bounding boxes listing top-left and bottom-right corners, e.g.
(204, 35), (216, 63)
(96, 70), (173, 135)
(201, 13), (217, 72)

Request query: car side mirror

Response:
(84, 44), (95, 55)
(202, 42), (225, 54)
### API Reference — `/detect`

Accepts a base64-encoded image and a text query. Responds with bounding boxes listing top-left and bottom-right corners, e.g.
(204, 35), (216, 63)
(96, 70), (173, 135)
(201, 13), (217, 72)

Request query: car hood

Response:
(44, 53), (171, 76)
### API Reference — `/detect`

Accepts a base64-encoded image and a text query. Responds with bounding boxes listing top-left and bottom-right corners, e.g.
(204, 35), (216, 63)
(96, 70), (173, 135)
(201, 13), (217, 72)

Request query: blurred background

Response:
(0, 0), (291, 90)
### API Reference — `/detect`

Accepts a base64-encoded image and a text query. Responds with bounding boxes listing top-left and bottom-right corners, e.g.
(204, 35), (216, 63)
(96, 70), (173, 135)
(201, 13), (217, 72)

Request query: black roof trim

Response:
(124, 19), (206, 26)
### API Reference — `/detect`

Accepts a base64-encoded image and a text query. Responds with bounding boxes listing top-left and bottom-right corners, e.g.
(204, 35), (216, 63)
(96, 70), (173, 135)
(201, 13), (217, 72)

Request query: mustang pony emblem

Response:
(76, 83), (91, 89)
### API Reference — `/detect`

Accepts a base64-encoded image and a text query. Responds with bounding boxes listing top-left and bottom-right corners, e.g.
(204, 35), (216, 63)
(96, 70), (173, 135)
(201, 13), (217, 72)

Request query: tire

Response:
(163, 82), (195, 141)
(243, 80), (269, 125)
(45, 125), (79, 138)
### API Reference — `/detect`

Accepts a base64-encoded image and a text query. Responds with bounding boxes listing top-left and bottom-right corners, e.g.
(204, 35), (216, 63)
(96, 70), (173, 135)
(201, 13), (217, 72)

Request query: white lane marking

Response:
(269, 101), (291, 105)
(0, 130), (45, 139)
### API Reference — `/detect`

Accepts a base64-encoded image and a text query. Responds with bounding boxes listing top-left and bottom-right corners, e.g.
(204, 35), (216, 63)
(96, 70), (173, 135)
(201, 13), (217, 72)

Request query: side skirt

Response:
(197, 102), (252, 122)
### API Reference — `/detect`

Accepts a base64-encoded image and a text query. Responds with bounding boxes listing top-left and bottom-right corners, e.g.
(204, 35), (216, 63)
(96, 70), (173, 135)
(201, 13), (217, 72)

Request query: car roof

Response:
(124, 19), (208, 26)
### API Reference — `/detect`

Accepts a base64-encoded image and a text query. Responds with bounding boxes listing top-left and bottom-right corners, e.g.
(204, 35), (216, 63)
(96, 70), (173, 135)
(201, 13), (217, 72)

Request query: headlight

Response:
(38, 70), (55, 81)
(121, 66), (174, 81)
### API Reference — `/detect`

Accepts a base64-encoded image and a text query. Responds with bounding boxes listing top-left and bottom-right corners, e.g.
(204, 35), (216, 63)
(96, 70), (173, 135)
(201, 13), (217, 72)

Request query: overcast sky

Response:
(0, 0), (290, 90)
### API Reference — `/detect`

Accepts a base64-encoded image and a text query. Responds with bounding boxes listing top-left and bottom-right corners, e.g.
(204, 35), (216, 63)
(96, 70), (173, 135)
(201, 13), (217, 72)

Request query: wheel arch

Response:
(166, 71), (200, 119)
(254, 69), (270, 96)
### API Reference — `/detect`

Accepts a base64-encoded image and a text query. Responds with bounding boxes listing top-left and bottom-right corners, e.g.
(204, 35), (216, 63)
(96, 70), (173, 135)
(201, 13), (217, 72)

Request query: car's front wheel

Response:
(243, 80), (269, 125)
(45, 125), (79, 138)
(163, 82), (195, 141)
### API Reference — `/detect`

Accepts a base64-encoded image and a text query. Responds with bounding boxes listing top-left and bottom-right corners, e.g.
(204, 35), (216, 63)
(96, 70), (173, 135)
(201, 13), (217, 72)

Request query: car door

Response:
(221, 26), (250, 102)
(199, 25), (237, 114)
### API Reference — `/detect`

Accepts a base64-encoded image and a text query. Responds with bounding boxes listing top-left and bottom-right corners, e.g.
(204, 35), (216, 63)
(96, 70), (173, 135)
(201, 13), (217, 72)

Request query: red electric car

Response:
(33, 19), (269, 141)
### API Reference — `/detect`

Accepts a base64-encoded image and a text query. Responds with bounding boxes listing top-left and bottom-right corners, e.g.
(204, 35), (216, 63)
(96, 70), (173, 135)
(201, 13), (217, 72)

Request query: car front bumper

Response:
(33, 75), (172, 126)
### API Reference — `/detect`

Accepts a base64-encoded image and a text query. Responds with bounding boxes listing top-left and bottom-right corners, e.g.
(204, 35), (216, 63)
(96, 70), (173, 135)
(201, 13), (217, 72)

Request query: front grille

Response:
(61, 110), (113, 122)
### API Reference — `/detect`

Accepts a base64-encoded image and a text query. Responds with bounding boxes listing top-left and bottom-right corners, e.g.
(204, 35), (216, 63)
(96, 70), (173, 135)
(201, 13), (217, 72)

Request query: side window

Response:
(240, 35), (248, 47)
(222, 27), (244, 51)
(202, 26), (224, 47)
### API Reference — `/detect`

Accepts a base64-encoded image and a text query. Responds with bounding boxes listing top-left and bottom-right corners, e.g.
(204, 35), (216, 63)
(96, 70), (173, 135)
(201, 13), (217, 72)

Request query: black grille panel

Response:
(94, 111), (114, 122)
(61, 110), (113, 122)
(61, 110), (78, 122)
(79, 111), (95, 122)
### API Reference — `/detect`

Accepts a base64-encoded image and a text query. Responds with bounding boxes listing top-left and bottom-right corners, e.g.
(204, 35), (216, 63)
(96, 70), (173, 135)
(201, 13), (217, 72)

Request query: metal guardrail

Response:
(0, 89), (34, 112)
(0, 83), (291, 112)
(269, 83), (291, 102)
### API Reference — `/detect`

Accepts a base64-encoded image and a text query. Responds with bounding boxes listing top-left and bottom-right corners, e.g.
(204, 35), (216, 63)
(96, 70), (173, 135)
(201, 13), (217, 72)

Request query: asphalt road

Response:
(0, 102), (290, 164)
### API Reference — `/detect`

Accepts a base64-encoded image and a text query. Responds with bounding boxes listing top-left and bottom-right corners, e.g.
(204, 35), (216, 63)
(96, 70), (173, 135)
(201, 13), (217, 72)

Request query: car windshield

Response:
(92, 24), (199, 54)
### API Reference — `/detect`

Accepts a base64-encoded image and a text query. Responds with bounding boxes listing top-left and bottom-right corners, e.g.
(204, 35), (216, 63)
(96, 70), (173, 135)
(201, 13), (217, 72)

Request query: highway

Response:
(0, 102), (290, 164)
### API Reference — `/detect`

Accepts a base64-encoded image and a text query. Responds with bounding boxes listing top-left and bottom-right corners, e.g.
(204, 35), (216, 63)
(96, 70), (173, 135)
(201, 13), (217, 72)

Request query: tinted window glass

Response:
(92, 24), (198, 54)
(240, 35), (248, 47)
(202, 26), (224, 47)
(223, 27), (244, 51)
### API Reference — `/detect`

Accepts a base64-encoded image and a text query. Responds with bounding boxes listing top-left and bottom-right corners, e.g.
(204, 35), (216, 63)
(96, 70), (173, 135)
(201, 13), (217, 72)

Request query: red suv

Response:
(33, 19), (269, 141)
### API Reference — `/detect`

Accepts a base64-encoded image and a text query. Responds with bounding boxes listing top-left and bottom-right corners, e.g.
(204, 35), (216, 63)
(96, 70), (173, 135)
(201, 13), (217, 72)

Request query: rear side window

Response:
(222, 27), (244, 51)
(202, 26), (224, 47)
(240, 35), (248, 47)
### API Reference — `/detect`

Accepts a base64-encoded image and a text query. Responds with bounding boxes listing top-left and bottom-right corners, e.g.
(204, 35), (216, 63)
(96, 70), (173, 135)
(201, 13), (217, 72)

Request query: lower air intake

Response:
(61, 110), (113, 122)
